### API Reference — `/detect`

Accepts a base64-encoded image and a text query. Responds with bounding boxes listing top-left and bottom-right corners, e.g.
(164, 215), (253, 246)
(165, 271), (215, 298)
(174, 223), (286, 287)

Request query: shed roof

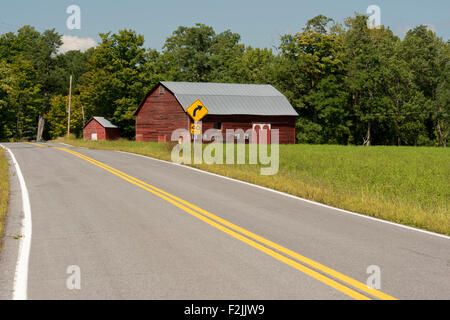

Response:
(135, 82), (298, 116)
(84, 117), (118, 129)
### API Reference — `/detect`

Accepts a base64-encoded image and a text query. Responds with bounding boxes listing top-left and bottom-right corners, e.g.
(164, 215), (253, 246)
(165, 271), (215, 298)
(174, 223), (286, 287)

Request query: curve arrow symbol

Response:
(193, 105), (203, 117)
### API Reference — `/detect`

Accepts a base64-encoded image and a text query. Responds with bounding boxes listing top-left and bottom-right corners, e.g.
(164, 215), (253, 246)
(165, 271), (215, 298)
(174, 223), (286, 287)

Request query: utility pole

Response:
(67, 74), (72, 136)
(81, 104), (85, 127)
(36, 115), (45, 142)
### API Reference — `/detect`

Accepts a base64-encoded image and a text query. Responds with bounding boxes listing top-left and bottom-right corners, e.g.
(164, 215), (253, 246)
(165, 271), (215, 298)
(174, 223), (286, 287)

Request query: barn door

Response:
(91, 133), (98, 141)
(252, 123), (271, 144)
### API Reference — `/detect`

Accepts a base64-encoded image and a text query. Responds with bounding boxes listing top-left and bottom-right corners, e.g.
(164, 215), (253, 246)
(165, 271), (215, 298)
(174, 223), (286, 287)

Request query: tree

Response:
(382, 41), (431, 146)
(158, 23), (243, 82)
(399, 26), (449, 147)
(0, 58), (41, 140)
(0, 26), (63, 140)
(0, 18), (447, 146)
(343, 14), (399, 145)
(277, 15), (347, 144)
(52, 49), (94, 96)
(435, 42), (450, 147)
(45, 94), (84, 139)
(78, 30), (158, 138)
(304, 14), (334, 34)
(225, 46), (276, 84)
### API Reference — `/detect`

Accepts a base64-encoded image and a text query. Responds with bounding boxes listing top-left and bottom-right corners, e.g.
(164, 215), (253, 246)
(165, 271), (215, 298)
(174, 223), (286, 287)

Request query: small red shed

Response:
(133, 82), (298, 144)
(83, 117), (120, 141)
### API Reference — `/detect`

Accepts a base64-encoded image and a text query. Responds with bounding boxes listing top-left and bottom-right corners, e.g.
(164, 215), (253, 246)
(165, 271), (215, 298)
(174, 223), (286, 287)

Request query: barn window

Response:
(159, 86), (164, 95)
(213, 122), (222, 131)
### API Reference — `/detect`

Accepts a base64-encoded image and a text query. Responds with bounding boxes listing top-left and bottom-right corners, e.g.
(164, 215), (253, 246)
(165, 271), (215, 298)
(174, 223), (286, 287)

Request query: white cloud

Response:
(59, 35), (96, 54)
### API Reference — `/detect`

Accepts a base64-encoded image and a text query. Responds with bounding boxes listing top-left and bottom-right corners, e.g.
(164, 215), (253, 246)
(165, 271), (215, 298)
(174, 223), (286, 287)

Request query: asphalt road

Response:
(0, 142), (449, 300)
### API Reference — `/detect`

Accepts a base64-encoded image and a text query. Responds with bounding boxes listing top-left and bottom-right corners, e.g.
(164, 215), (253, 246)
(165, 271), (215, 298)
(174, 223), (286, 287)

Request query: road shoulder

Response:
(0, 146), (24, 299)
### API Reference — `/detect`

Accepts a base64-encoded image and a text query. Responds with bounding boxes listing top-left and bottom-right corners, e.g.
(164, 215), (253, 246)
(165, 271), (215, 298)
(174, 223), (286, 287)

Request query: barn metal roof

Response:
(92, 117), (118, 128)
(160, 81), (298, 116)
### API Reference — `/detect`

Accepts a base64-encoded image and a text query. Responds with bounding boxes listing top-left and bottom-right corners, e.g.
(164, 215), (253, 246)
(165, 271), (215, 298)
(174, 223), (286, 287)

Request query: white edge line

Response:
(57, 142), (450, 240)
(116, 151), (450, 240)
(0, 143), (32, 300)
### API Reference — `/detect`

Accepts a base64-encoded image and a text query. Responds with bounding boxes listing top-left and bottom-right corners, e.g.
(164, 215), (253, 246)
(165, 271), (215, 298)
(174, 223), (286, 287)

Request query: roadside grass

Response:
(0, 147), (9, 249)
(54, 137), (450, 236)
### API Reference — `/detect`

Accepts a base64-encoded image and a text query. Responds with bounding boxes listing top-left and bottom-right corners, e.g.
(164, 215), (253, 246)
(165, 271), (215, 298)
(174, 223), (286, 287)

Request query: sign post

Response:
(190, 121), (202, 142)
(186, 99), (208, 163)
(186, 99), (208, 140)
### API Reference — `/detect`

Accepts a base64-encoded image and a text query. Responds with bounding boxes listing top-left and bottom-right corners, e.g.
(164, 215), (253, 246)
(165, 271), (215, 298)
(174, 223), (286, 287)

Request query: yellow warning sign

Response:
(190, 122), (201, 135)
(186, 99), (208, 122)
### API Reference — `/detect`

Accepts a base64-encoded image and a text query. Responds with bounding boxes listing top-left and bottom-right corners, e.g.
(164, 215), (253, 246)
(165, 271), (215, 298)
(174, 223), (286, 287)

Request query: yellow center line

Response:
(28, 142), (49, 147)
(28, 142), (397, 300)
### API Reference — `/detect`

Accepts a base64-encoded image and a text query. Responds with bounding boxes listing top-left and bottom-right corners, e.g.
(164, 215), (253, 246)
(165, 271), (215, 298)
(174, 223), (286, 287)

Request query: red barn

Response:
(133, 82), (298, 144)
(83, 117), (120, 141)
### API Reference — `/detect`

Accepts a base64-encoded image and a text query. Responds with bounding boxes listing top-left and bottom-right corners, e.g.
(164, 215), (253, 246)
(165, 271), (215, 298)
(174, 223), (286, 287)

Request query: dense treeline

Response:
(0, 14), (448, 146)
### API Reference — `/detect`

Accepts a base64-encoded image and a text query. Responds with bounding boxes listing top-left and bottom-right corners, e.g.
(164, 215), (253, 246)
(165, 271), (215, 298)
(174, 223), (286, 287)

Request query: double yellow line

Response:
(28, 142), (397, 300)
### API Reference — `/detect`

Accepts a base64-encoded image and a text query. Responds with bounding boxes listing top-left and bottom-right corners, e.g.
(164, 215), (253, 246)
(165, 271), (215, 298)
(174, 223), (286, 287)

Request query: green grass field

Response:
(0, 147), (9, 249)
(55, 137), (450, 235)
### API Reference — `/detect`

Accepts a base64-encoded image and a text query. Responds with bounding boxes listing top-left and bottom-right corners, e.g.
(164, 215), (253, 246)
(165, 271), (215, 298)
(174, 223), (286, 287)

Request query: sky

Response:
(0, 0), (449, 52)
